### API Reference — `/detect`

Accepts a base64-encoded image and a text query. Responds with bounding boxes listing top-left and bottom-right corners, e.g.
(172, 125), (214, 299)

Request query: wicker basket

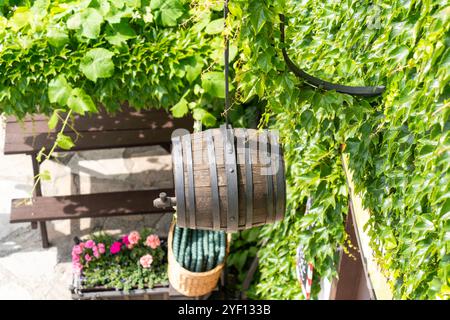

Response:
(168, 222), (231, 297)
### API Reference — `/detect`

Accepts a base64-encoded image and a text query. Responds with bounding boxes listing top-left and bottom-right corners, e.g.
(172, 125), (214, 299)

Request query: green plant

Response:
(73, 229), (168, 292)
(0, 0), (233, 134)
(226, 228), (260, 297)
(2, 0), (448, 300)
(230, 0), (449, 300)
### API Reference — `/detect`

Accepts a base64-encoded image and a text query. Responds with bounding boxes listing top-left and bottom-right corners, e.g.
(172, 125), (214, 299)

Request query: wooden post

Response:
(31, 155), (49, 248)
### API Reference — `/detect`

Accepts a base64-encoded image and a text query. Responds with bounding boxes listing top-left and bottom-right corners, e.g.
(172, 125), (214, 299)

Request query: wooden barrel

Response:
(171, 124), (286, 232)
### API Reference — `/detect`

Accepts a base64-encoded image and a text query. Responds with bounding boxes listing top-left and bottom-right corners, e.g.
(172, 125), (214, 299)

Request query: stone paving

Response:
(0, 115), (174, 299)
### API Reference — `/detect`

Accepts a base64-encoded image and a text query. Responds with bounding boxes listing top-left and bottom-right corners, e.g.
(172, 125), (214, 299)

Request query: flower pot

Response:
(70, 281), (170, 300)
(69, 230), (169, 300)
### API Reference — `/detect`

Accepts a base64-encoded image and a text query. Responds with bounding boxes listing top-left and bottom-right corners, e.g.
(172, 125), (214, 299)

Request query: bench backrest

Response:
(4, 107), (194, 155)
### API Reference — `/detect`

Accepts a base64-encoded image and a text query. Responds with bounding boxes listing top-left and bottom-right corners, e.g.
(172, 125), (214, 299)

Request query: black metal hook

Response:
(279, 14), (385, 97)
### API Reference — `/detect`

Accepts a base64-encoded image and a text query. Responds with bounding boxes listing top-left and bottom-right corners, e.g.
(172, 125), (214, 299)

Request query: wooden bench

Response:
(4, 107), (193, 248)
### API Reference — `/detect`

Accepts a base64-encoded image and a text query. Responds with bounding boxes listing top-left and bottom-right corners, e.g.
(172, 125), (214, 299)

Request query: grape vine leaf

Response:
(80, 48), (115, 82)
(48, 75), (72, 106)
(201, 72), (225, 98)
(150, 0), (185, 27)
(47, 111), (59, 130)
(105, 21), (136, 46)
(67, 8), (103, 39)
(171, 98), (188, 118)
(67, 88), (97, 115)
(46, 26), (69, 47)
(184, 57), (204, 84)
(8, 7), (32, 32)
(193, 108), (216, 127)
(205, 18), (224, 34)
(56, 133), (75, 150)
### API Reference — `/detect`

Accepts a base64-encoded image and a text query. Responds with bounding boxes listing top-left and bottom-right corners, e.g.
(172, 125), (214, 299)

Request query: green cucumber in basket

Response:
(195, 230), (204, 272)
(178, 226), (188, 266)
(183, 228), (192, 270)
(217, 231), (226, 265)
(202, 229), (209, 272)
(213, 231), (221, 268)
(173, 225), (181, 263)
(191, 229), (198, 272)
(206, 231), (215, 271)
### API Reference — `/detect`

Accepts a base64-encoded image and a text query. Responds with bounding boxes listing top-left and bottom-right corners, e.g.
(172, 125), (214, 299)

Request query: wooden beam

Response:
(10, 189), (176, 223)
(4, 108), (194, 155)
(341, 149), (393, 300)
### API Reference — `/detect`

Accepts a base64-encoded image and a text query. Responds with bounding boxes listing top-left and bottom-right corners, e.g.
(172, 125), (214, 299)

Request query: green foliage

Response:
(79, 48), (115, 82)
(150, 0), (185, 27)
(76, 229), (168, 292)
(0, 0), (230, 127)
(1, 0), (448, 300)
(232, 0), (449, 300)
(226, 228), (260, 297)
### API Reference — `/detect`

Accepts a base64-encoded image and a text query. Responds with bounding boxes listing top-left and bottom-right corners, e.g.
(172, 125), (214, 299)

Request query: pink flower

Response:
(128, 231), (140, 245)
(92, 246), (100, 259)
(121, 235), (130, 245)
(98, 243), (105, 254)
(72, 262), (83, 275)
(127, 244), (134, 249)
(84, 254), (92, 262)
(72, 253), (80, 263)
(110, 241), (122, 255)
(139, 254), (153, 268)
(79, 242), (85, 250)
(72, 245), (82, 255)
(145, 234), (161, 249)
(85, 240), (95, 249)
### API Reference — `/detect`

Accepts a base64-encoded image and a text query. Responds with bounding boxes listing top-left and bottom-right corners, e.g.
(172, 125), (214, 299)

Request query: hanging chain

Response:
(224, 0), (230, 126)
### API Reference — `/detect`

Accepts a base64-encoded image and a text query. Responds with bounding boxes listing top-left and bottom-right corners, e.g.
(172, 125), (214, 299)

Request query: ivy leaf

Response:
(105, 5), (134, 24)
(193, 108), (216, 127)
(236, 251), (249, 271)
(48, 75), (72, 106)
(300, 110), (317, 131)
(56, 133), (75, 150)
(250, 2), (266, 34)
(201, 72), (225, 98)
(48, 110), (59, 130)
(67, 88), (97, 115)
(46, 26), (69, 47)
(105, 21), (136, 46)
(205, 18), (224, 35)
(67, 8), (103, 39)
(40, 170), (51, 181)
(389, 46), (410, 64)
(8, 7), (32, 32)
(184, 57), (204, 84)
(257, 49), (273, 73)
(80, 48), (115, 82)
(66, 12), (82, 29)
(150, 0), (184, 27)
(171, 98), (188, 118)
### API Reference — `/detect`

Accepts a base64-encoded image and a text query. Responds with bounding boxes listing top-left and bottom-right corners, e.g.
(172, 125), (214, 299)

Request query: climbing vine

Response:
(0, 0), (236, 135)
(231, 0), (449, 299)
(1, 0), (448, 300)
